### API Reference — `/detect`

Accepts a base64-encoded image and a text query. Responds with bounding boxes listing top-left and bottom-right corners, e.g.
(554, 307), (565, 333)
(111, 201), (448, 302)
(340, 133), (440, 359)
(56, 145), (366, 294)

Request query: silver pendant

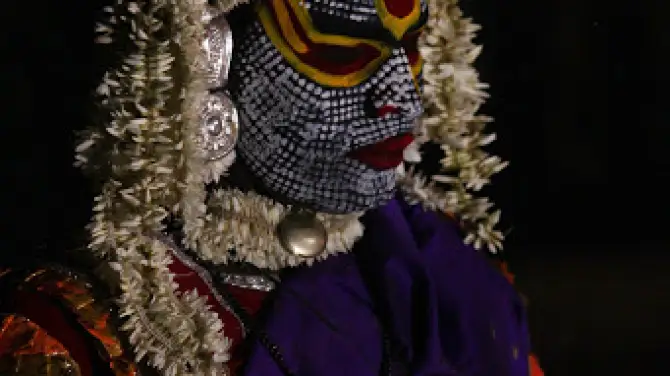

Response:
(276, 209), (327, 257)
(198, 92), (239, 161)
(202, 8), (233, 89)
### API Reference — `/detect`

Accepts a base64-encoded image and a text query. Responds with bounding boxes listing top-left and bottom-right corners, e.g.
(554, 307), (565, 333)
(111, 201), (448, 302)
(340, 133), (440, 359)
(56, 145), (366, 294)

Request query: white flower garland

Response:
(76, 0), (506, 374)
(79, 1), (246, 374)
(195, 188), (364, 269)
(399, 0), (506, 252)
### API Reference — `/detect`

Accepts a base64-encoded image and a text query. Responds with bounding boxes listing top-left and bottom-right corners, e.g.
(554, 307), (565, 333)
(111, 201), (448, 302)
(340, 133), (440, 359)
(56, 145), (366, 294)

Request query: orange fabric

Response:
(529, 354), (544, 376)
(1, 267), (138, 376)
(42, 277), (125, 359)
(495, 262), (544, 376)
(0, 315), (70, 357)
(499, 261), (516, 285)
(12, 289), (94, 376)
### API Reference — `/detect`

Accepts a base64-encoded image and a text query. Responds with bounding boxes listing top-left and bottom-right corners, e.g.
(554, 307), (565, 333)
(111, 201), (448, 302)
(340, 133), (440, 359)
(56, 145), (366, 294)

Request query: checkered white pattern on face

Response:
(302, 0), (429, 39)
(227, 16), (422, 214)
(304, 0), (378, 23)
(302, 0), (428, 24)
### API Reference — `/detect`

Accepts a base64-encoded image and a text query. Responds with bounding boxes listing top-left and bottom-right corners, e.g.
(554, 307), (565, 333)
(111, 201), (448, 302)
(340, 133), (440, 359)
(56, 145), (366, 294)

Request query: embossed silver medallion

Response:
(202, 8), (233, 89)
(198, 92), (239, 161)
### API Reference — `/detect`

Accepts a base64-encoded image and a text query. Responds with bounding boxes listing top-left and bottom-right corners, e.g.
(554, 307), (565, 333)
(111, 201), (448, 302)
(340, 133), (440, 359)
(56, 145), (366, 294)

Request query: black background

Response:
(465, 0), (670, 374)
(2, 0), (669, 374)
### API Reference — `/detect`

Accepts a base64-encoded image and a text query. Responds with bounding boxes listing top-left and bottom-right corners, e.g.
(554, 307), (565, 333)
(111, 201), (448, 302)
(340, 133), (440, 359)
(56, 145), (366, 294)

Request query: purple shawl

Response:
(241, 197), (531, 375)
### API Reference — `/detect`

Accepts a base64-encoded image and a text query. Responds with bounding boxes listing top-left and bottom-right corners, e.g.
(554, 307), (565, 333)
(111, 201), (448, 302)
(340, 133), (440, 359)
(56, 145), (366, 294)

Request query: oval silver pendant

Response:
(276, 209), (327, 258)
(202, 9), (233, 89)
(198, 92), (239, 161)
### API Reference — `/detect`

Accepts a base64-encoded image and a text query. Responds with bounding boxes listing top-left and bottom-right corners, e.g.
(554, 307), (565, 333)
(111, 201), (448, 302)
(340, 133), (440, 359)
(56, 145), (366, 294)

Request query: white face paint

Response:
(226, 1), (426, 213)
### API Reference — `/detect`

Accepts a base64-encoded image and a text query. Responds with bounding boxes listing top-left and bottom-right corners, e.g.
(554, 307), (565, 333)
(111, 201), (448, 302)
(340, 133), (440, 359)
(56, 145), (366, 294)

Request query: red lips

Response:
(348, 133), (414, 170)
(348, 105), (414, 170)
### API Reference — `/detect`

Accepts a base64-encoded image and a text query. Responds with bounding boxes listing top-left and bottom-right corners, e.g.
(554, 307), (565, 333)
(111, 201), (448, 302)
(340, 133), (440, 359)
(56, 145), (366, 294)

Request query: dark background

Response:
(464, 0), (670, 374)
(2, 0), (669, 374)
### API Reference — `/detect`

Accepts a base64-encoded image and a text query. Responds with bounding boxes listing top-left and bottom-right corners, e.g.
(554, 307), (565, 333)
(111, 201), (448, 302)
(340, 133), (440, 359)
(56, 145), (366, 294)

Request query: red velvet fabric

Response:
(169, 252), (269, 375)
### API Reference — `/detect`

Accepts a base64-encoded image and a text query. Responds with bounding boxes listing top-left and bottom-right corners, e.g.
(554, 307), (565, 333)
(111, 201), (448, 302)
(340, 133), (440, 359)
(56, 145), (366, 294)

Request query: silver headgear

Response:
(197, 7), (239, 180)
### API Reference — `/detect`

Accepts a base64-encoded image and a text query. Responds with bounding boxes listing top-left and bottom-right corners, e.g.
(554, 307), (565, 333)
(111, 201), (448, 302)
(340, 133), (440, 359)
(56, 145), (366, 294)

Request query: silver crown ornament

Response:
(197, 7), (238, 162)
(198, 91), (239, 161)
(202, 7), (233, 89)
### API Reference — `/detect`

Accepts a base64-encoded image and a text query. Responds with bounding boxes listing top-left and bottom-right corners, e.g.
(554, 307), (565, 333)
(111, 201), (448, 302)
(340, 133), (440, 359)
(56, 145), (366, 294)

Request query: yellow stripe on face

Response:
(375, 0), (422, 40)
(257, 0), (392, 88)
(411, 55), (423, 91)
(411, 55), (423, 78)
(273, 0), (309, 54)
(284, 0), (386, 49)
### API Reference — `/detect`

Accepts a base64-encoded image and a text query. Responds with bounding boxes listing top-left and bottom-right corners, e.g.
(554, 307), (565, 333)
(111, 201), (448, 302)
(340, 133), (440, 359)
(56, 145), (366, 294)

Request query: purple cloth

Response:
(241, 197), (531, 375)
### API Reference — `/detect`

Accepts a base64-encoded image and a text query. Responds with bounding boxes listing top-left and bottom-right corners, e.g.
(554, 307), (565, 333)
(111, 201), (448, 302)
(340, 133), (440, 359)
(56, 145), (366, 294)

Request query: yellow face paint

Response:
(375, 0), (422, 40)
(257, 0), (426, 88)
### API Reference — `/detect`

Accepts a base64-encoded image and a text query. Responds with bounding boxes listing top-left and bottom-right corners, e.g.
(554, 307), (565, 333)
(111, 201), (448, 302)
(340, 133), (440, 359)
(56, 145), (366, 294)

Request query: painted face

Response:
(227, 0), (427, 213)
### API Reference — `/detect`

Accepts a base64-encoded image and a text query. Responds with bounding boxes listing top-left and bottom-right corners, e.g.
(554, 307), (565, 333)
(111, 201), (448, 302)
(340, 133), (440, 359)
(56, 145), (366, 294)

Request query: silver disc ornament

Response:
(198, 92), (239, 161)
(276, 209), (327, 257)
(202, 8), (233, 89)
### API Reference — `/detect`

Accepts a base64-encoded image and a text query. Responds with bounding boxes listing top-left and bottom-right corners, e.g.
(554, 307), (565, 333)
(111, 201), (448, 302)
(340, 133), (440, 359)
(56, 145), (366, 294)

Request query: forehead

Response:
(305, 0), (390, 21)
(300, 0), (427, 40)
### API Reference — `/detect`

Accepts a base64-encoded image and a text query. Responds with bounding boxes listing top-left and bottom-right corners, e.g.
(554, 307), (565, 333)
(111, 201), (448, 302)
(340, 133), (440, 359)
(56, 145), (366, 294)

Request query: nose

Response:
(366, 47), (423, 118)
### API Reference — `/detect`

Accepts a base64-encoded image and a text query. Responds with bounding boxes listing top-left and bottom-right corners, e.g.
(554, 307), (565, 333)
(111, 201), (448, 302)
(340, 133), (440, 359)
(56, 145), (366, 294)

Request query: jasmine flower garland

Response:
(75, 0), (507, 374)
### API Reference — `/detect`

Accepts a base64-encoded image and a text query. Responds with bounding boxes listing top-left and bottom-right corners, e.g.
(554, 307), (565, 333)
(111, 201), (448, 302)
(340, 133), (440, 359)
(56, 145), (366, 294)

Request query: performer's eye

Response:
(302, 42), (383, 75)
(318, 45), (366, 65)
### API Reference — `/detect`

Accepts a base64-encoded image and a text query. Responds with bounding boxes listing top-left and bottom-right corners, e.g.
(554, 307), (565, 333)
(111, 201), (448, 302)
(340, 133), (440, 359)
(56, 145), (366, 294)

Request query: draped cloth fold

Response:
(241, 197), (531, 376)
